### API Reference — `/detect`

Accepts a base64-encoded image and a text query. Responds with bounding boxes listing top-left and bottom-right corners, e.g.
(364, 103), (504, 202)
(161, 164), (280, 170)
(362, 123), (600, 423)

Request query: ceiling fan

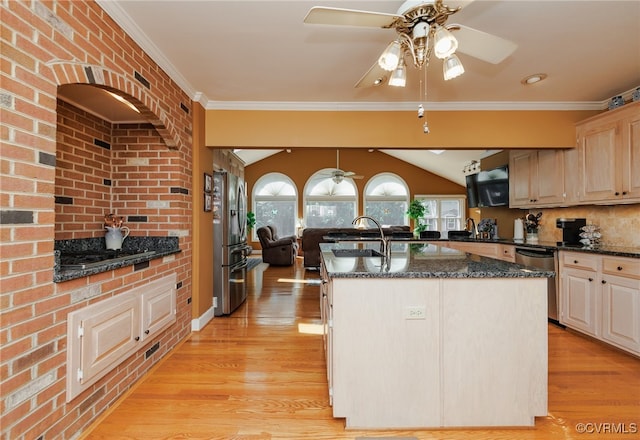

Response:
(321, 150), (364, 184)
(303, 0), (517, 88)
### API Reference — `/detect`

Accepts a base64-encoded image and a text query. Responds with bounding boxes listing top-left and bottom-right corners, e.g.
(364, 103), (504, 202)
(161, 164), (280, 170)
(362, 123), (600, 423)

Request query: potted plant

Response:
(246, 211), (256, 232)
(406, 199), (427, 238)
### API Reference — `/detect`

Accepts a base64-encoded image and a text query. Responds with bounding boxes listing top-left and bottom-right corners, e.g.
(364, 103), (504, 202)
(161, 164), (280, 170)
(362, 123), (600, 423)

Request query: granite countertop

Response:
(422, 237), (640, 259)
(320, 242), (556, 279)
(53, 236), (181, 282)
(324, 234), (639, 259)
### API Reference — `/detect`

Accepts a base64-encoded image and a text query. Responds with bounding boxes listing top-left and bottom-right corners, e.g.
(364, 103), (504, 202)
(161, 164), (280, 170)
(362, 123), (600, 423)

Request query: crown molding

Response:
(205, 100), (607, 111)
(96, 0), (197, 100)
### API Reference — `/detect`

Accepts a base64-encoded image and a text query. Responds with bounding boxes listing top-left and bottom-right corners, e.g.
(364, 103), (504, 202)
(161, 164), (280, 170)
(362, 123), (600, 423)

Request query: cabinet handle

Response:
(617, 266), (623, 271)
(588, 278), (593, 282)
(135, 336), (140, 341)
(145, 330), (150, 334)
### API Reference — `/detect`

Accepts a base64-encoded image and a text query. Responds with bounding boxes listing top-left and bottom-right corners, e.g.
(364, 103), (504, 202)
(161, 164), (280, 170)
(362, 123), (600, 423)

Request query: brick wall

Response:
(1, 2), (194, 439)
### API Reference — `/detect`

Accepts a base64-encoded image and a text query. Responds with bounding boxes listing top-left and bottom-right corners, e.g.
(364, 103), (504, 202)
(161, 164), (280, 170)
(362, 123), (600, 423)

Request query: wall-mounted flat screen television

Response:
(476, 165), (509, 207)
(465, 174), (479, 208)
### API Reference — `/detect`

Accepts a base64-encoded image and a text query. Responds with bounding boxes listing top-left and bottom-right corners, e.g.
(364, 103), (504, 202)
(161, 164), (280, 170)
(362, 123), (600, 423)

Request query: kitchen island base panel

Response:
(328, 277), (548, 429)
(441, 278), (548, 427)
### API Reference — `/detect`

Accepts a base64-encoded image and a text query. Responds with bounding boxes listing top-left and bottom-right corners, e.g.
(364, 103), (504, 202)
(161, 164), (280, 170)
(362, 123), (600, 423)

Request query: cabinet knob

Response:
(588, 278), (593, 282)
(574, 260), (579, 264)
(135, 336), (140, 341)
(615, 192), (620, 196)
(601, 280), (607, 284)
(145, 330), (150, 334)
(617, 266), (623, 271)
(623, 191), (628, 195)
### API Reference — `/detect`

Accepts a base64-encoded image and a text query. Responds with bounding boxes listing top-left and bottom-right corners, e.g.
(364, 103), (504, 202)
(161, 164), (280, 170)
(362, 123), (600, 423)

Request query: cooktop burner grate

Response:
(60, 250), (156, 270)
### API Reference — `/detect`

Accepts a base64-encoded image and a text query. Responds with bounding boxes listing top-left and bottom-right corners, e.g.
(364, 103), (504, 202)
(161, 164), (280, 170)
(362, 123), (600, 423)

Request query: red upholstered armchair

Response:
(256, 225), (298, 266)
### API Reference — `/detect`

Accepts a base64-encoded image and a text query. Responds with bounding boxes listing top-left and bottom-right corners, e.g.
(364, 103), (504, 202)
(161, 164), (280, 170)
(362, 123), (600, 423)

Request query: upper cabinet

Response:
(509, 101), (640, 209)
(509, 149), (565, 208)
(577, 101), (640, 204)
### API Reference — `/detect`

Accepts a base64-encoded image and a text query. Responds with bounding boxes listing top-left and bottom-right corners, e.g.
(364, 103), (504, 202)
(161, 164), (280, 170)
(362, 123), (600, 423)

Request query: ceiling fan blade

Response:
(304, 6), (400, 28)
(354, 60), (389, 88)
(449, 24), (517, 64)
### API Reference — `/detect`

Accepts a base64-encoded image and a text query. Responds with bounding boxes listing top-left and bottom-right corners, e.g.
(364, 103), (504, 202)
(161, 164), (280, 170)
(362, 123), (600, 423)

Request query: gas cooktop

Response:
(60, 249), (156, 270)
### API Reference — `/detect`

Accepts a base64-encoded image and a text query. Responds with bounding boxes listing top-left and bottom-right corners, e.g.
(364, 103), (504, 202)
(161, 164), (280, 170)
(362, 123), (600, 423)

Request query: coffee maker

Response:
(556, 218), (586, 246)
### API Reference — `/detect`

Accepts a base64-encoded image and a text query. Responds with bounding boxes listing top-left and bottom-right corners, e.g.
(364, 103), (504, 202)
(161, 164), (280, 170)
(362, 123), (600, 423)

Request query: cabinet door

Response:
(562, 145), (582, 204)
(140, 281), (176, 340)
(509, 151), (535, 207)
(601, 275), (640, 355)
(560, 267), (599, 336)
(79, 293), (141, 386)
(535, 149), (565, 205)
(580, 121), (620, 202)
(621, 110), (640, 200)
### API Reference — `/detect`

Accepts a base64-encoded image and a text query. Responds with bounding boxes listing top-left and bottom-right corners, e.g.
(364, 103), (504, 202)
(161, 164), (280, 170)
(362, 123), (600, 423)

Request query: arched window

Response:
(304, 170), (357, 228)
(252, 173), (297, 240)
(363, 173), (409, 226)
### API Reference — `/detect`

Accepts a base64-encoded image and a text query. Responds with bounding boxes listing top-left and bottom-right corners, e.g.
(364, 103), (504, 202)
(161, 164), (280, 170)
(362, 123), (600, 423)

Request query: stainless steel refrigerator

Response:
(213, 171), (251, 316)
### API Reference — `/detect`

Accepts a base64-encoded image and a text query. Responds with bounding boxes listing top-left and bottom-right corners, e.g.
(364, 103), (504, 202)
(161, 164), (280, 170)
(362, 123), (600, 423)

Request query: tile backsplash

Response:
(534, 204), (640, 248)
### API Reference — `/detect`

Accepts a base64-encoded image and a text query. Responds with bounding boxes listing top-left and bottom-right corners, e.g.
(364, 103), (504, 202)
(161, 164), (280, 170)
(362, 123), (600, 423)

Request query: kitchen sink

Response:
(332, 248), (385, 258)
(448, 230), (473, 239)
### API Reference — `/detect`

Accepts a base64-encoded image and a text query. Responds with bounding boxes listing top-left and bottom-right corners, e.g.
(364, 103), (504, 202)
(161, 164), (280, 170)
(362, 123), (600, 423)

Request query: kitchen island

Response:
(319, 241), (554, 429)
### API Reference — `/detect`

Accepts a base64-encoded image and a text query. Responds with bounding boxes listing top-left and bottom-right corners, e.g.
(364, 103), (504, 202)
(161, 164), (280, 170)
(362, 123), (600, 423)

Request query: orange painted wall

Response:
(206, 109), (600, 148)
(242, 148), (464, 247)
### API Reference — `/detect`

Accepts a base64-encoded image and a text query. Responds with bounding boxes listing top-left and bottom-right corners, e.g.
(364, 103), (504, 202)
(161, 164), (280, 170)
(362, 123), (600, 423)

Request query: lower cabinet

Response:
(320, 261), (548, 429)
(560, 251), (640, 355)
(66, 274), (177, 401)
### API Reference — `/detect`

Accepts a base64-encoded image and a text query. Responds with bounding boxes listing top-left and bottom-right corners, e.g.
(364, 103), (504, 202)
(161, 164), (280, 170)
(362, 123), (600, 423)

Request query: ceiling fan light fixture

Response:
(433, 25), (458, 59)
(388, 60), (407, 87)
(378, 40), (402, 71)
(443, 54), (464, 80)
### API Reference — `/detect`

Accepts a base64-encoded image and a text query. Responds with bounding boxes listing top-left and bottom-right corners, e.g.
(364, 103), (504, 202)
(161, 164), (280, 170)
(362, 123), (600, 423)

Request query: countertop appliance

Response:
(556, 218), (586, 246)
(515, 246), (560, 324)
(213, 171), (251, 316)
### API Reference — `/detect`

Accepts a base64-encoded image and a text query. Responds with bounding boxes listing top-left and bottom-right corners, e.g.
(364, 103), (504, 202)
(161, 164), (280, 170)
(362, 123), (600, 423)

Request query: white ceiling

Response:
(62, 0), (640, 185)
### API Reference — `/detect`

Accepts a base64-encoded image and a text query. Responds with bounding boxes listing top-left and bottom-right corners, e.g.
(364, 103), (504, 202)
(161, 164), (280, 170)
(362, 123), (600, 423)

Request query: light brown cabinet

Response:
(66, 274), (177, 401)
(437, 241), (515, 263)
(508, 101), (639, 208)
(559, 251), (640, 356)
(576, 101), (640, 204)
(509, 149), (565, 208)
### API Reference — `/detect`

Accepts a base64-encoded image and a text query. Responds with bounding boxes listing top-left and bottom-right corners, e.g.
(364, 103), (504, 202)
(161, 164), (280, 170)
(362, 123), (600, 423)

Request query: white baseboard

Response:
(191, 304), (215, 331)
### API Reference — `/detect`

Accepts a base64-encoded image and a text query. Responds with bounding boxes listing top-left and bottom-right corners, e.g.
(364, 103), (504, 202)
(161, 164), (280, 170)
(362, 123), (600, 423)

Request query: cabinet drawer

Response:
(560, 252), (599, 271)
(602, 257), (640, 279)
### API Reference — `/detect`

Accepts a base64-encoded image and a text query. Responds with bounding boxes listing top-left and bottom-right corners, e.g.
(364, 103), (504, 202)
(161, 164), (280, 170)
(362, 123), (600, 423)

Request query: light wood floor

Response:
(84, 257), (640, 439)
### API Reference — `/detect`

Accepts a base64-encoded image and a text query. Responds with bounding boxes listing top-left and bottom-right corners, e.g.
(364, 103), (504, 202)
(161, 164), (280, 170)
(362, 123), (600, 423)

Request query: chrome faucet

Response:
(352, 215), (389, 259)
(465, 218), (477, 239)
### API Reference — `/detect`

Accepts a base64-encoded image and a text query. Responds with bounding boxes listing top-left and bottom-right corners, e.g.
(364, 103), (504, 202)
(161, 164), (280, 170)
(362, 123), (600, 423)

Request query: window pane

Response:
(365, 201), (408, 226)
(255, 201), (296, 237)
(305, 201), (355, 228)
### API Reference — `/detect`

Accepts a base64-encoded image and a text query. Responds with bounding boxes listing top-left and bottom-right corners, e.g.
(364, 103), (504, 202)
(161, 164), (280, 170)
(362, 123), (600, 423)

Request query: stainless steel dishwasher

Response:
(515, 246), (559, 323)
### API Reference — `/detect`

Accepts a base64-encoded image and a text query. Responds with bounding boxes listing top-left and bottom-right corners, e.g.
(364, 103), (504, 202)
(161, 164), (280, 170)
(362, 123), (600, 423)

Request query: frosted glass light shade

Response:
(433, 26), (458, 59)
(443, 54), (464, 80)
(388, 62), (406, 87)
(378, 40), (402, 71)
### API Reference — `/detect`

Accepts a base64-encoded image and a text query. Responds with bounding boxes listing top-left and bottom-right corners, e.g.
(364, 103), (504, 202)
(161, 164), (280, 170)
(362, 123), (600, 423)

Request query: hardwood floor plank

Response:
(82, 258), (640, 440)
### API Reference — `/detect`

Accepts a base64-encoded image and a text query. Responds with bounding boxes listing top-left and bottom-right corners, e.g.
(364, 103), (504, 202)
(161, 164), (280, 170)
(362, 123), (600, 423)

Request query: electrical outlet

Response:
(404, 306), (426, 320)
(213, 297), (218, 308)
